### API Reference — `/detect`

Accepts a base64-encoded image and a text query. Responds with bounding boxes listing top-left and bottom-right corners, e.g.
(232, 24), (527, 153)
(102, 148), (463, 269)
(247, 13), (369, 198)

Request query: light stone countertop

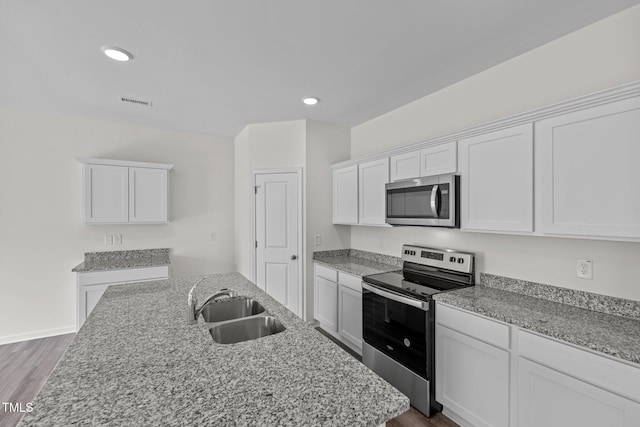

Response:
(20, 273), (409, 426)
(434, 286), (640, 365)
(313, 249), (401, 277)
(72, 248), (171, 272)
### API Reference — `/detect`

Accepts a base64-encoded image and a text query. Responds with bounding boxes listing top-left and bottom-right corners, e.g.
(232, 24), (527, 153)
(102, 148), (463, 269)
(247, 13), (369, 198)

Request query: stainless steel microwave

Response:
(385, 173), (459, 227)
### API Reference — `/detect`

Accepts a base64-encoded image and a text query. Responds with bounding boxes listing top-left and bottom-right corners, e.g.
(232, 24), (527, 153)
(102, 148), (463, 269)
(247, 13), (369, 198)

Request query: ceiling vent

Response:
(120, 96), (153, 107)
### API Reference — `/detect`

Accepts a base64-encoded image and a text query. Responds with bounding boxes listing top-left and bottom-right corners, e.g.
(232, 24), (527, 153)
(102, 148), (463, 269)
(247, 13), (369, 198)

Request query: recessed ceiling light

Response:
(101, 46), (133, 62)
(302, 96), (319, 106)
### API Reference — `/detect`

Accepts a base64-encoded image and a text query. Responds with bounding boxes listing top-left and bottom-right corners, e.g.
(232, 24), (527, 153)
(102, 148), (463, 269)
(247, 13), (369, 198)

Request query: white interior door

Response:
(255, 171), (301, 317)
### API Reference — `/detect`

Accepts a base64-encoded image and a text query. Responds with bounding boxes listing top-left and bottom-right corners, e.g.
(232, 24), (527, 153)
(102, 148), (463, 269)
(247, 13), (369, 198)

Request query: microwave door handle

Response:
(430, 185), (439, 218)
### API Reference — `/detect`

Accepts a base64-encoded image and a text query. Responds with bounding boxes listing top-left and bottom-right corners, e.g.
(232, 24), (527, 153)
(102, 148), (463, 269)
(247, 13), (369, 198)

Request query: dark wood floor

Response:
(0, 333), (75, 427)
(1, 332), (458, 427)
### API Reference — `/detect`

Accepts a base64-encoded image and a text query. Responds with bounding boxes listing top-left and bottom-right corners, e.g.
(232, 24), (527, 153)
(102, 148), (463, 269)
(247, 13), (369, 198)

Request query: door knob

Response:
(291, 255), (297, 260)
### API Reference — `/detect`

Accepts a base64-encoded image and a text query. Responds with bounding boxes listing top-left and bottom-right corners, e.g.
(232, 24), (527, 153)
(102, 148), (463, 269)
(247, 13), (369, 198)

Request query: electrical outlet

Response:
(104, 235), (113, 245)
(576, 259), (593, 279)
(314, 235), (321, 247)
(210, 232), (217, 241)
(113, 234), (122, 245)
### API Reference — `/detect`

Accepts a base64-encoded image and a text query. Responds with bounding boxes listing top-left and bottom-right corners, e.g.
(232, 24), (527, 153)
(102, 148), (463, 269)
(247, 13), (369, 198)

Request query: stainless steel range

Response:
(362, 244), (475, 416)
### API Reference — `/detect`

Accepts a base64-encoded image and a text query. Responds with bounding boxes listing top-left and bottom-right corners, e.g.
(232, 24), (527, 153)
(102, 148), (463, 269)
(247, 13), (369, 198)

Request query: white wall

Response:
(305, 120), (351, 319)
(350, 5), (640, 301)
(233, 120), (307, 282)
(233, 119), (351, 320)
(0, 107), (235, 343)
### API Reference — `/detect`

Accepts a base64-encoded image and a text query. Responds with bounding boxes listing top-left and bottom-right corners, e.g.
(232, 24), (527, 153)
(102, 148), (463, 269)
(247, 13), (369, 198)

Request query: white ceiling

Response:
(1, 0), (638, 138)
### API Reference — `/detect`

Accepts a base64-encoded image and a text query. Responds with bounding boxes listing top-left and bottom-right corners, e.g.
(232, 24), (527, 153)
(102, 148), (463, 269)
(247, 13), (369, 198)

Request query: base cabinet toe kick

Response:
(435, 302), (640, 427)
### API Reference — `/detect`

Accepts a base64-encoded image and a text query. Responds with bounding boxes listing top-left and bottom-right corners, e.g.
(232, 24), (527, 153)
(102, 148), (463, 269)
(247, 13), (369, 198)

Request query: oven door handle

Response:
(362, 283), (429, 311)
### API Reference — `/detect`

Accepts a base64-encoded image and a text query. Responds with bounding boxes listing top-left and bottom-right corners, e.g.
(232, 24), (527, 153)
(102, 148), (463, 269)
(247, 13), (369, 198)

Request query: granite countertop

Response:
(20, 273), (409, 426)
(434, 286), (640, 365)
(72, 248), (171, 272)
(313, 249), (401, 277)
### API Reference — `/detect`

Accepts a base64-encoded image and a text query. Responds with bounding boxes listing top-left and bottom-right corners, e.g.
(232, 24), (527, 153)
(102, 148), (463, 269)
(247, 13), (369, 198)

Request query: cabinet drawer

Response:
(519, 330), (640, 402)
(315, 264), (337, 282)
(338, 271), (362, 292)
(77, 265), (169, 286)
(436, 303), (510, 349)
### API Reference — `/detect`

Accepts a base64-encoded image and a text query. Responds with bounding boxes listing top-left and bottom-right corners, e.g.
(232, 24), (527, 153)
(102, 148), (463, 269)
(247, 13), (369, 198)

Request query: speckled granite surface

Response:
(481, 273), (640, 320)
(434, 286), (640, 365)
(313, 249), (401, 277)
(72, 248), (171, 272)
(20, 273), (409, 426)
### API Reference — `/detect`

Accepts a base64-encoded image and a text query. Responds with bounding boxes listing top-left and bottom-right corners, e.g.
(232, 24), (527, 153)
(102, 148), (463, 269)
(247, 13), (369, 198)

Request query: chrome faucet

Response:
(187, 278), (236, 324)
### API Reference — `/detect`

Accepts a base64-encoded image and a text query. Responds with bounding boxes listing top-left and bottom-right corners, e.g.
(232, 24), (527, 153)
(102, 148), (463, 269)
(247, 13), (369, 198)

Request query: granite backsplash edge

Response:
(84, 248), (170, 262)
(313, 249), (402, 268)
(481, 273), (640, 321)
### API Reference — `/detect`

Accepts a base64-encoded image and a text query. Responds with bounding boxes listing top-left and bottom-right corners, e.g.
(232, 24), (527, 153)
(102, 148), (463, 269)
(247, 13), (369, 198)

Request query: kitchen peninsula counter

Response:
(20, 273), (409, 426)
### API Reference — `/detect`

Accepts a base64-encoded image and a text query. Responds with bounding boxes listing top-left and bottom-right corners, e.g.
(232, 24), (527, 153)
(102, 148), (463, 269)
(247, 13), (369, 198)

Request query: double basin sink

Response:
(199, 296), (285, 344)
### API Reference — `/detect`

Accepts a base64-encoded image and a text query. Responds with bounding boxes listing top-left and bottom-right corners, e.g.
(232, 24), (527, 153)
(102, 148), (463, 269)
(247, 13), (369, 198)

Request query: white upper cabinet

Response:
(420, 141), (457, 176)
(84, 164), (129, 224)
(129, 167), (168, 223)
(79, 158), (173, 224)
(358, 158), (390, 226)
(390, 151), (421, 181)
(536, 96), (640, 239)
(459, 123), (534, 233)
(390, 142), (457, 182)
(333, 165), (358, 224)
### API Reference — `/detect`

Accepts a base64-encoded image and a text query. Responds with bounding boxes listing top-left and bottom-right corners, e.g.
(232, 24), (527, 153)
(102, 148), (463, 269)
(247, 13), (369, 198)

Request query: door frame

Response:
(251, 168), (304, 319)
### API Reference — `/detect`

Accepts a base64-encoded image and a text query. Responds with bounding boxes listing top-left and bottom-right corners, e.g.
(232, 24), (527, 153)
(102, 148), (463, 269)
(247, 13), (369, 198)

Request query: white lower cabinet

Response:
(76, 265), (170, 330)
(314, 263), (363, 354)
(518, 357), (640, 427)
(436, 304), (510, 427)
(314, 275), (338, 332)
(436, 302), (640, 427)
(337, 272), (363, 352)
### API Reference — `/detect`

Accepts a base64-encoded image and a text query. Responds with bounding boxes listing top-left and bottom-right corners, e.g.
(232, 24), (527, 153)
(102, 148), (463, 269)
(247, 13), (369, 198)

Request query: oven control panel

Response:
(402, 244), (474, 274)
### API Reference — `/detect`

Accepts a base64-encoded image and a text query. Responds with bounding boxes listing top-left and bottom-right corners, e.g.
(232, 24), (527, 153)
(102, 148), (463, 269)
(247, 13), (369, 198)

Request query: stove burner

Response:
(362, 245), (475, 301)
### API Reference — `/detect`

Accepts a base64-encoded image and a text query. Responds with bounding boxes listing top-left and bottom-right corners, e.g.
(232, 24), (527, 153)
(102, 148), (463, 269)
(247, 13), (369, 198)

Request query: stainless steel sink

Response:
(199, 297), (265, 323)
(208, 316), (286, 344)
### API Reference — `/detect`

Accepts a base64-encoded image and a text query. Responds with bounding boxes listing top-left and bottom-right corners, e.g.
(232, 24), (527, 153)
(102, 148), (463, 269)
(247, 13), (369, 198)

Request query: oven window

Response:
(363, 290), (428, 377)
(387, 186), (436, 219)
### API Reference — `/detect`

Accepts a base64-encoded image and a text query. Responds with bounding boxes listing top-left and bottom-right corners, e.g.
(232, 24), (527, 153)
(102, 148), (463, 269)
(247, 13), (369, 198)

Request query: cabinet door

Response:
(333, 166), (358, 224)
(536, 96), (640, 239)
(390, 150), (421, 181)
(459, 123), (533, 232)
(314, 275), (338, 332)
(518, 357), (640, 427)
(358, 158), (390, 225)
(436, 324), (510, 427)
(129, 167), (168, 223)
(338, 284), (362, 351)
(420, 141), (457, 176)
(84, 164), (129, 223)
(77, 283), (110, 330)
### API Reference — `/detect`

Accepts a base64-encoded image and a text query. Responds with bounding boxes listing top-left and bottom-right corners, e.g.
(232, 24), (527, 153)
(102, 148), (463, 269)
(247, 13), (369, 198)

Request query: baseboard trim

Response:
(0, 326), (76, 345)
